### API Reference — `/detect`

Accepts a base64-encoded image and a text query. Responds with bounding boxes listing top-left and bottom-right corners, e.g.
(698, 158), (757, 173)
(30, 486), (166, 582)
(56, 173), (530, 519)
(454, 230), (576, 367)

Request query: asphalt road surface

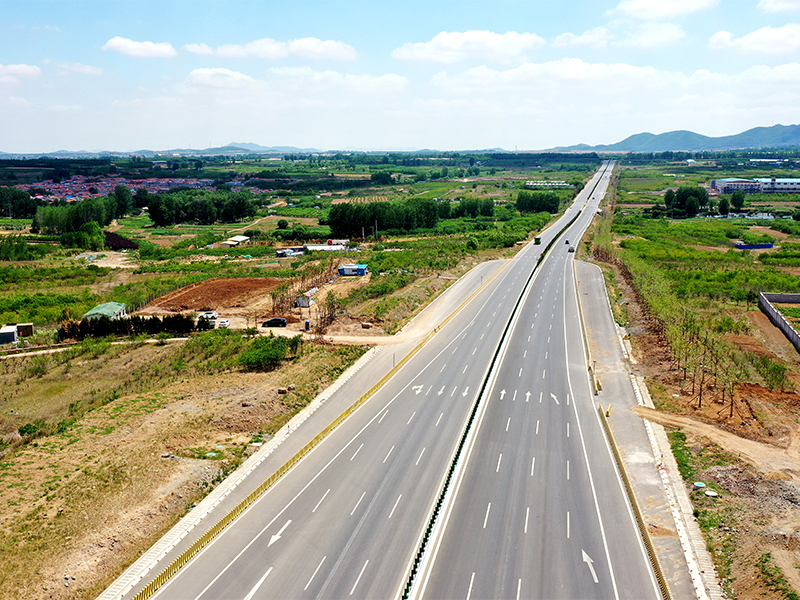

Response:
(133, 161), (657, 600)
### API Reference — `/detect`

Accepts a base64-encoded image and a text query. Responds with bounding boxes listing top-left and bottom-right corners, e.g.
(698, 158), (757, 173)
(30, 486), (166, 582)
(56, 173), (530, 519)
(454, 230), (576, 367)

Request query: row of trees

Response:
(516, 190), (561, 214)
(147, 189), (258, 226)
(32, 185), (135, 235)
(328, 198), (440, 237)
(58, 313), (206, 341)
(0, 186), (41, 219)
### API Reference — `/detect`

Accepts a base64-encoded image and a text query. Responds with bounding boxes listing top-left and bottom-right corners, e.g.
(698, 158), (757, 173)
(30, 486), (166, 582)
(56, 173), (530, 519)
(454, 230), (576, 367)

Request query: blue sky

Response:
(2, 0), (800, 153)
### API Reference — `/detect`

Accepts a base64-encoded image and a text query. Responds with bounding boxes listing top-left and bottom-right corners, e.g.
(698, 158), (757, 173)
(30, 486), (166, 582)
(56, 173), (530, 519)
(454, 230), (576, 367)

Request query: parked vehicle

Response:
(217, 319), (230, 328)
(263, 317), (288, 327)
(198, 310), (219, 320)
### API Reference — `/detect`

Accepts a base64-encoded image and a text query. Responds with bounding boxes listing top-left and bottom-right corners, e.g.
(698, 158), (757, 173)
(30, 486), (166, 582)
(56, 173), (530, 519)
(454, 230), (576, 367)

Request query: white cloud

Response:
(616, 22), (685, 47)
(59, 62), (103, 75)
(269, 67), (408, 93)
(184, 43), (214, 55)
(185, 37), (356, 60)
(184, 68), (262, 90)
(610, 0), (718, 20)
(102, 36), (177, 58)
(288, 38), (357, 60)
(553, 27), (612, 48)
(430, 59), (676, 93)
(392, 31), (545, 63)
(0, 63), (42, 86)
(709, 24), (800, 53)
(759, 0), (800, 12)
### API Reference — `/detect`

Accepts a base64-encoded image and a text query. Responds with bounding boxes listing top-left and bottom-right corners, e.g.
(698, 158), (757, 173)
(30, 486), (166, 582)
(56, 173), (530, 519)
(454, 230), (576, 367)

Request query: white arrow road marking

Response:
(551, 392), (560, 405)
(438, 386), (446, 396)
(412, 385), (423, 395)
(243, 567), (273, 600)
(268, 520), (291, 547)
(582, 550), (600, 583)
(525, 391), (531, 402)
(462, 387), (469, 397)
(499, 389), (506, 399)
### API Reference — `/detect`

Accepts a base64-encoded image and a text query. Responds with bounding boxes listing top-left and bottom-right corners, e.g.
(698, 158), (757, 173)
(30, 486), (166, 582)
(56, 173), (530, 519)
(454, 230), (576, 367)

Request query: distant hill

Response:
(224, 142), (321, 153)
(555, 124), (800, 153)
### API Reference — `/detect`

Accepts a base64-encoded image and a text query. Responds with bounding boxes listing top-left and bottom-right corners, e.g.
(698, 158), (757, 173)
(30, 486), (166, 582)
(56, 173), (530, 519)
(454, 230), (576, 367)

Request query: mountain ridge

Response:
(554, 124), (800, 152)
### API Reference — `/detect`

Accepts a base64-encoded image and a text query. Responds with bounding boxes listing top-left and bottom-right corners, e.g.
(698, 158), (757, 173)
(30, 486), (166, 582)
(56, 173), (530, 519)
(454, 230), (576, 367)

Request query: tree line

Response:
(328, 198), (440, 237)
(147, 189), (258, 226)
(516, 190), (562, 214)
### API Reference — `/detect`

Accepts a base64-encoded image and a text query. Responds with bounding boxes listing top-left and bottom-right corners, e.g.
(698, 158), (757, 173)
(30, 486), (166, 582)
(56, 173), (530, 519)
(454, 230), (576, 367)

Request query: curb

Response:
(629, 375), (726, 600)
(597, 404), (673, 600)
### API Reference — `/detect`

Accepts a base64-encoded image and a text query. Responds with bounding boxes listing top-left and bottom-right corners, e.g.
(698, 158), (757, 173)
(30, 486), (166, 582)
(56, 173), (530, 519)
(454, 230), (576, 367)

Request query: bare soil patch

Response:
(0, 340), (366, 600)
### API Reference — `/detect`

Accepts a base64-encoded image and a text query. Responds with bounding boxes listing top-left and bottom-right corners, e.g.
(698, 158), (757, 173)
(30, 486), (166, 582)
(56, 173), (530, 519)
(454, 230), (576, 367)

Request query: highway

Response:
(130, 161), (658, 600)
(414, 162), (659, 599)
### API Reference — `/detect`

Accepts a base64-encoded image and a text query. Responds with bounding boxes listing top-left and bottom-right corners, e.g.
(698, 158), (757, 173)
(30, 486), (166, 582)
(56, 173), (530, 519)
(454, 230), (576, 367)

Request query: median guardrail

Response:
(128, 259), (510, 600)
(401, 203), (587, 598)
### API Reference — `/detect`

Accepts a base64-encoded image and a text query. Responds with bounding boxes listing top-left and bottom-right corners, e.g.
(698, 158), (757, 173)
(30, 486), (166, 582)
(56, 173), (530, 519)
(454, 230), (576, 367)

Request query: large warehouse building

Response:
(712, 178), (800, 194)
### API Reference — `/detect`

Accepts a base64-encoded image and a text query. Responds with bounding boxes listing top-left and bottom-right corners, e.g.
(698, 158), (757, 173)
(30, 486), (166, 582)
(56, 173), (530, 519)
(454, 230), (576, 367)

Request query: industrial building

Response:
(712, 178), (800, 194)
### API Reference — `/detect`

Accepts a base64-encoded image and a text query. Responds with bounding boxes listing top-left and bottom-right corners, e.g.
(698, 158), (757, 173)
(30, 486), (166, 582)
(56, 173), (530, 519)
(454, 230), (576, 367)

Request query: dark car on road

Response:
(263, 317), (288, 327)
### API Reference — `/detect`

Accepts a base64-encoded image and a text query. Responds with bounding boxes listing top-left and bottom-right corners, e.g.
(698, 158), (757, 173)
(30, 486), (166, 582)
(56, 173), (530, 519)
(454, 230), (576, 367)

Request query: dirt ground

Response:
(133, 272), (404, 336)
(135, 277), (288, 330)
(0, 340), (365, 600)
(603, 258), (800, 599)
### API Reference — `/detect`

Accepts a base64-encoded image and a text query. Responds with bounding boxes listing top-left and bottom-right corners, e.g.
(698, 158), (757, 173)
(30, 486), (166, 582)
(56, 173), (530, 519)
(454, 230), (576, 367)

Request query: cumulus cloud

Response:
(392, 31), (545, 63)
(59, 62), (103, 75)
(102, 36), (177, 58)
(269, 67), (408, 93)
(610, 0), (718, 20)
(709, 24), (800, 53)
(185, 37), (356, 60)
(617, 22), (685, 47)
(758, 0), (800, 11)
(553, 27), (612, 48)
(0, 63), (42, 86)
